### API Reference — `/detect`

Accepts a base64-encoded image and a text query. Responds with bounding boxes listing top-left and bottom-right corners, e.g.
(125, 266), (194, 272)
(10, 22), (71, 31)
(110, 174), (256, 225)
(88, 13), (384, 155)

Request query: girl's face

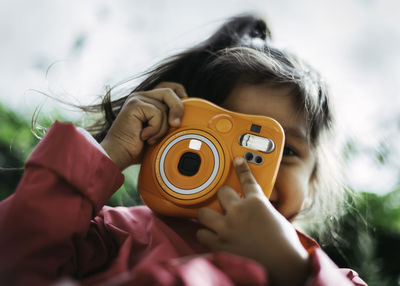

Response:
(221, 83), (316, 221)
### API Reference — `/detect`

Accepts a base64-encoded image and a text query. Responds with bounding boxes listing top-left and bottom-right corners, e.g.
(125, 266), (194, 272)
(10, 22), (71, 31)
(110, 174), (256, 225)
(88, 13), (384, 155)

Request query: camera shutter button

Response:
(215, 118), (233, 133)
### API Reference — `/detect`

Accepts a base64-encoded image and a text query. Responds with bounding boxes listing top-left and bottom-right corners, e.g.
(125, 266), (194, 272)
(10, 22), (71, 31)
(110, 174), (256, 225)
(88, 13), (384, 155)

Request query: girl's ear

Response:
(200, 14), (272, 52)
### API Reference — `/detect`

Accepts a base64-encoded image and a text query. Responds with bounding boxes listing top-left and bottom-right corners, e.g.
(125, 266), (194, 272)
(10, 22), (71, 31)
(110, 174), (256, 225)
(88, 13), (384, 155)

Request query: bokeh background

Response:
(1, 1), (400, 285)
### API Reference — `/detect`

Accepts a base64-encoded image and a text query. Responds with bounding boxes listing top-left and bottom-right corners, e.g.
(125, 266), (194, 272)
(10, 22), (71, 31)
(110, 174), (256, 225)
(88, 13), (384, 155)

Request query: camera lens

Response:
(245, 152), (254, 161)
(178, 152), (201, 176)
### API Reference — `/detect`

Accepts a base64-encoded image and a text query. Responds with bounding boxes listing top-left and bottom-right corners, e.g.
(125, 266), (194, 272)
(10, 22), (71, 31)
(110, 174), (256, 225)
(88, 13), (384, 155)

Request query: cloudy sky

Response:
(1, 0), (399, 194)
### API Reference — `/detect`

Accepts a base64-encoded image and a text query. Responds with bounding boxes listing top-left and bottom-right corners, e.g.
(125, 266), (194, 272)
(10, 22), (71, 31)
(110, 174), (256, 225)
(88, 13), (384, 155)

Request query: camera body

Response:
(138, 98), (285, 217)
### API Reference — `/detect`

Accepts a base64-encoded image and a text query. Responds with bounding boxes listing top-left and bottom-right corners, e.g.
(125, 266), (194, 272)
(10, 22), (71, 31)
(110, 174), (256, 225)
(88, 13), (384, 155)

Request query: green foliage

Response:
(317, 188), (400, 286)
(356, 189), (400, 285)
(0, 103), (38, 200)
(106, 165), (143, 207)
(0, 104), (38, 162)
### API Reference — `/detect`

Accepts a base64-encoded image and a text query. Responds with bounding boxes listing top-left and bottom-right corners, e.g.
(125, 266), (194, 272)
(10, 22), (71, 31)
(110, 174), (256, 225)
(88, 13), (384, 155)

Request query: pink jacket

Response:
(0, 122), (367, 285)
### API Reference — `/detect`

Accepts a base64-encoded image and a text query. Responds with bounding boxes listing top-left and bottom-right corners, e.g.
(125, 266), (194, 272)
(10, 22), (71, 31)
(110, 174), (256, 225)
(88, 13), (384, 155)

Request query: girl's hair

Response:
(83, 14), (350, 241)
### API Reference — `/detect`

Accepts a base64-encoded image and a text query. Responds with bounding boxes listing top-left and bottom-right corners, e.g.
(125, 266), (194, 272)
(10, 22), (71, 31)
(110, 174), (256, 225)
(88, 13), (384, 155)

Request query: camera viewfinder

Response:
(250, 124), (261, 133)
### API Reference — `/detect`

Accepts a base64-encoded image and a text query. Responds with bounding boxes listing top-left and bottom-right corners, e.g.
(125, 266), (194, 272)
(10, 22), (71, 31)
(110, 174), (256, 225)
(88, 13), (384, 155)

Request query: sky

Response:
(1, 0), (400, 194)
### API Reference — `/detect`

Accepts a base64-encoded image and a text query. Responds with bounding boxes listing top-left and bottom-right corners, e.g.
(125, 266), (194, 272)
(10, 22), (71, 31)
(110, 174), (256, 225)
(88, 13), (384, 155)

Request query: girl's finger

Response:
(144, 112), (168, 144)
(197, 207), (225, 233)
(217, 186), (240, 212)
(138, 87), (185, 127)
(123, 95), (167, 143)
(135, 101), (164, 141)
(155, 82), (188, 99)
(196, 228), (220, 251)
(145, 106), (169, 144)
(233, 157), (263, 197)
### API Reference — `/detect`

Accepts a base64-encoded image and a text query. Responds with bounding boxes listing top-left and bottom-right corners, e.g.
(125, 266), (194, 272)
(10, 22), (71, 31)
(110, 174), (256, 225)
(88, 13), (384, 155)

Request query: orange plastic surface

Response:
(138, 98), (285, 218)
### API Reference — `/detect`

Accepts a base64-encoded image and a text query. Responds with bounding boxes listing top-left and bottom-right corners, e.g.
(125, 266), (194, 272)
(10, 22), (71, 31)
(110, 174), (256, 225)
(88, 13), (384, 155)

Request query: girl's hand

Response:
(197, 157), (310, 286)
(100, 82), (187, 170)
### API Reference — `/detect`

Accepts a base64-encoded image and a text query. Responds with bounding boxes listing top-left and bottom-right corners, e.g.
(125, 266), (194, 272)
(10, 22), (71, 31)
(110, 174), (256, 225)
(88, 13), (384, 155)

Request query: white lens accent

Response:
(240, 133), (275, 153)
(189, 139), (202, 150)
(159, 134), (220, 195)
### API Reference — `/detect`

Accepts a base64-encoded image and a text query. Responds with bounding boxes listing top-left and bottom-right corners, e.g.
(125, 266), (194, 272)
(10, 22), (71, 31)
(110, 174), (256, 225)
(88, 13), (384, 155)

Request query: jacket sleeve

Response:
(0, 122), (124, 284)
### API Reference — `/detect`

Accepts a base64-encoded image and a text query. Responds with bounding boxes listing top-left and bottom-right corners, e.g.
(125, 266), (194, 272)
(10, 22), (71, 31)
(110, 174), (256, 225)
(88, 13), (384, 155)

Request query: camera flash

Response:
(189, 139), (202, 150)
(239, 134), (275, 153)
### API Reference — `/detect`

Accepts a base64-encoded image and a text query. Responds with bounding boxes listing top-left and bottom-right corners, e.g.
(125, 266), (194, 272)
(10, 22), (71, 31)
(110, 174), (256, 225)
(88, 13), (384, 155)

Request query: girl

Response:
(0, 15), (366, 285)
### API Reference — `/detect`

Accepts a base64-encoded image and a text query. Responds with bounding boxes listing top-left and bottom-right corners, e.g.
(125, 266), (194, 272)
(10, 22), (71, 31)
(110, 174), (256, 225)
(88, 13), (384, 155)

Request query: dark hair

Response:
(90, 14), (332, 147)
(83, 14), (348, 240)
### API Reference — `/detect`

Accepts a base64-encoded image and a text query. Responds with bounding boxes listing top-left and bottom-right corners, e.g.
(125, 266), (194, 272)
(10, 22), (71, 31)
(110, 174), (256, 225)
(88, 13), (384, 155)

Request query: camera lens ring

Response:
(159, 133), (220, 195)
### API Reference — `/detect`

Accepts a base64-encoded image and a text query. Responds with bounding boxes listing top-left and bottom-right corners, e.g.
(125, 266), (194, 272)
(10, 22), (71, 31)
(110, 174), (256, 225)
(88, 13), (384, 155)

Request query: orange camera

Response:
(138, 98), (285, 218)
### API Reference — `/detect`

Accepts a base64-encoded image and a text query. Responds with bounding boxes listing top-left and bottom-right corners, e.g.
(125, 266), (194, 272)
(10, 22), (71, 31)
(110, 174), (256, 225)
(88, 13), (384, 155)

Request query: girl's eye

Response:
(283, 146), (297, 157)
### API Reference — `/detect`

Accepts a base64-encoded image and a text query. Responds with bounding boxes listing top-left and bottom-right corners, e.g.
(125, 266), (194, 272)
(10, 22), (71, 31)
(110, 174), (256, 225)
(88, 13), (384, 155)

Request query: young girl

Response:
(0, 15), (366, 285)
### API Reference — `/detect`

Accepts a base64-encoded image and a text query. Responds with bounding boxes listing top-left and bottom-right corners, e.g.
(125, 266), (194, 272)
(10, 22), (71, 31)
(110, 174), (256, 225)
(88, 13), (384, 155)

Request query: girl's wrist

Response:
(280, 251), (310, 286)
(263, 248), (310, 286)
(100, 140), (130, 171)
(290, 251), (310, 286)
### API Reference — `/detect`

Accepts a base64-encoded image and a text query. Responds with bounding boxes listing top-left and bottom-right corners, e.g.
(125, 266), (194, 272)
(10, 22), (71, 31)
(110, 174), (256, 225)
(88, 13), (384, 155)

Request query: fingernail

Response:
(172, 118), (181, 126)
(234, 157), (245, 166)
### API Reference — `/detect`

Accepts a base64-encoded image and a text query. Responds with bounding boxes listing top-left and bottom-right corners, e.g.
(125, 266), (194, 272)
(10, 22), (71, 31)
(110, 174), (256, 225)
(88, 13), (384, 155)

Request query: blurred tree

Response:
(316, 189), (400, 286)
(0, 103), (38, 200)
(106, 165), (143, 207)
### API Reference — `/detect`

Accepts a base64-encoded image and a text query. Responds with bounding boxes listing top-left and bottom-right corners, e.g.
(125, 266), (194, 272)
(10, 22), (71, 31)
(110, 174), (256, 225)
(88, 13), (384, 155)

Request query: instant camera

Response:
(138, 98), (284, 217)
